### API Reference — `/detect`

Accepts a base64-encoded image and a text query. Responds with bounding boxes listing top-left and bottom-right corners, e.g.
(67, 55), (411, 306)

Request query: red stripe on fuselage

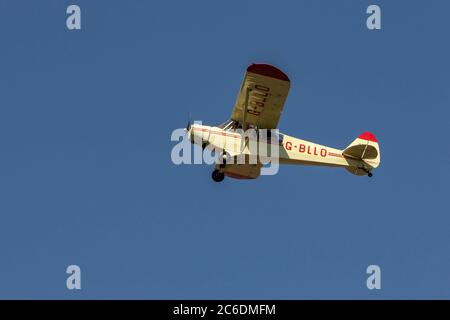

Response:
(328, 152), (343, 158)
(192, 128), (281, 145)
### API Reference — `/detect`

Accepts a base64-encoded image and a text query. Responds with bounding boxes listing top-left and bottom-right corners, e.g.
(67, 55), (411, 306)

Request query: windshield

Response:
(217, 120), (240, 131)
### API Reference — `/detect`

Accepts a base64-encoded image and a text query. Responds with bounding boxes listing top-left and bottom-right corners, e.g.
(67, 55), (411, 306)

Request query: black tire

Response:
(212, 170), (225, 182)
(368, 172), (373, 177)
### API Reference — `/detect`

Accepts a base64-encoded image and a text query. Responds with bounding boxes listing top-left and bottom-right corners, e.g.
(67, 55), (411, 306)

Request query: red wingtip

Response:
(247, 64), (290, 82)
(359, 132), (378, 142)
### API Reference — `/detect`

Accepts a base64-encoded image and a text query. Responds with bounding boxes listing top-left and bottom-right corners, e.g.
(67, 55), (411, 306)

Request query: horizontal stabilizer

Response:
(343, 144), (378, 160)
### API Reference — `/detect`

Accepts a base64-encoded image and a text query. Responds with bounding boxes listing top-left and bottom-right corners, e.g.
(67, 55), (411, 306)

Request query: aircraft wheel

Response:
(212, 170), (225, 182)
(368, 172), (373, 178)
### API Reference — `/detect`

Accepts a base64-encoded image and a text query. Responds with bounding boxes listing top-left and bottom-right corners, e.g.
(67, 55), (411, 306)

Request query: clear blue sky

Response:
(0, 0), (449, 299)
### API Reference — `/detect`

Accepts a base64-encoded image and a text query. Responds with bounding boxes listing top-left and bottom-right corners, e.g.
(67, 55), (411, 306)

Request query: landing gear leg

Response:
(212, 169), (225, 182)
(212, 151), (227, 182)
(219, 152), (227, 169)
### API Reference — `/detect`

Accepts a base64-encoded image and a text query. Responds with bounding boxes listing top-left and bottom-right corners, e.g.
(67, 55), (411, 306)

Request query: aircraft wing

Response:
(231, 64), (291, 129)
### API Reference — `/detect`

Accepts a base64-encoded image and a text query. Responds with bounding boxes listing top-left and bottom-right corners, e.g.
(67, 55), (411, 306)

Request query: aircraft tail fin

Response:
(343, 132), (381, 173)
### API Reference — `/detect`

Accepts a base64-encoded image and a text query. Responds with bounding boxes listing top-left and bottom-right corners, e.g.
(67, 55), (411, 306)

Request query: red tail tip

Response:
(359, 132), (378, 142)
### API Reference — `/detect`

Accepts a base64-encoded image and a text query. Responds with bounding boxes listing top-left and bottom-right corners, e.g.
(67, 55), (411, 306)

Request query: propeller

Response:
(185, 112), (193, 143)
(185, 112), (192, 131)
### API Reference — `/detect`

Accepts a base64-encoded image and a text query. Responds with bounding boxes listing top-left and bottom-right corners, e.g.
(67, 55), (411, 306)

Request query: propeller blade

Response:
(186, 111), (192, 131)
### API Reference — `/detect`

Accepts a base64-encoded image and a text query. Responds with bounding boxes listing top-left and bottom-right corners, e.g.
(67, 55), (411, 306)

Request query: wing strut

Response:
(241, 86), (251, 152)
(242, 86), (251, 131)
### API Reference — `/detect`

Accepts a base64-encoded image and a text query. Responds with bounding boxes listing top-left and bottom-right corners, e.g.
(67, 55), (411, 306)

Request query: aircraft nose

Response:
(190, 125), (201, 142)
(189, 124), (210, 145)
(185, 127), (193, 142)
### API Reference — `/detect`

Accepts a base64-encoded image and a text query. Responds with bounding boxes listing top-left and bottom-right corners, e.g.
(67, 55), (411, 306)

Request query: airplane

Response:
(185, 63), (380, 182)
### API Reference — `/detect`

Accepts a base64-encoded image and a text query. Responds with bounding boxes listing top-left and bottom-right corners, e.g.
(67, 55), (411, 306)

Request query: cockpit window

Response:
(217, 120), (233, 129)
(218, 121), (283, 143)
(256, 130), (284, 145)
(224, 122), (236, 131)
